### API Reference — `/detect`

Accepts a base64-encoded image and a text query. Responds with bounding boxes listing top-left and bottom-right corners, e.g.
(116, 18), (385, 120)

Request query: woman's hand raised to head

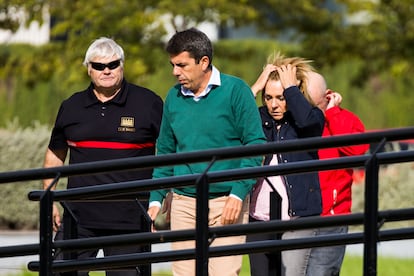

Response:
(251, 64), (277, 97)
(276, 64), (298, 90)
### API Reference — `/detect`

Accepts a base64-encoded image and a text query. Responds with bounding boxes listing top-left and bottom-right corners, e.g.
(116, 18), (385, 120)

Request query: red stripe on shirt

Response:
(67, 140), (155, 150)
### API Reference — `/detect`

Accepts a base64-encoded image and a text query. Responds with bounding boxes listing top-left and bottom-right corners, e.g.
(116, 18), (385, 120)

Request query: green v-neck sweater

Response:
(150, 72), (266, 203)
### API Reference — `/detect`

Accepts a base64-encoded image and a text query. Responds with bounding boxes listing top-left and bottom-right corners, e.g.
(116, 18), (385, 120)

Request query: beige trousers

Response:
(170, 193), (249, 276)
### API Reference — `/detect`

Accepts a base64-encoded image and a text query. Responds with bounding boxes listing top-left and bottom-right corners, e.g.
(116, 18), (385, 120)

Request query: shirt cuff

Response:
(149, 201), (162, 208)
(229, 194), (242, 201)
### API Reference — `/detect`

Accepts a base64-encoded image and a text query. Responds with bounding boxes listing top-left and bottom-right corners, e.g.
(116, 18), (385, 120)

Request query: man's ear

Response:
(200, 56), (210, 71)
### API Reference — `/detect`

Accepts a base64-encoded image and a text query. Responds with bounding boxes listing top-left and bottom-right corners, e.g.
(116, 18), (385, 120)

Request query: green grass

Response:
(341, 254), (414, 275)
(84, 254), (414, 276)
(8, 254), (414, 275)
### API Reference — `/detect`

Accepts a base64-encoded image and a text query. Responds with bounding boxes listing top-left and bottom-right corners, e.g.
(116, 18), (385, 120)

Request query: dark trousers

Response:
(247, 229), (277, 276)
(247, 216), (280, 276)
(54, 224), (147, 276)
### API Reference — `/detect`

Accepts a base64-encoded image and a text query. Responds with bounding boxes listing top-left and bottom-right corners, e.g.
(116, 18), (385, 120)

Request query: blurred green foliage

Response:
(2, 0), (414, 129)
(1, 0), (414, 230)
(2, 39), (414, 129)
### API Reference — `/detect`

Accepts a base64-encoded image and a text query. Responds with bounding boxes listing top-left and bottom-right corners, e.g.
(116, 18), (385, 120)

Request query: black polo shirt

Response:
(49, 79), (163, 230)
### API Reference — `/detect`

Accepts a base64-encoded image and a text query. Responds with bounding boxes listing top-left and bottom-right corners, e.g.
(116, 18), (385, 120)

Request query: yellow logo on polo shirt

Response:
(118, 117), (136, 132)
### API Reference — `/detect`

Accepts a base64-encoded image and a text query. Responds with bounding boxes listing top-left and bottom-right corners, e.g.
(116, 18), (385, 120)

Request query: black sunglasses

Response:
(90, 59), (121, 71)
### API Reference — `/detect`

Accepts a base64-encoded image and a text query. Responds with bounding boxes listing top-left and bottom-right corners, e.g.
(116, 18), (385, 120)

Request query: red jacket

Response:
(319, 106), (369, 216)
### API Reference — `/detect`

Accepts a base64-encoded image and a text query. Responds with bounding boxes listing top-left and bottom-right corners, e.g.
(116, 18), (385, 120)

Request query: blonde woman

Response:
(248, 53), (324, 276)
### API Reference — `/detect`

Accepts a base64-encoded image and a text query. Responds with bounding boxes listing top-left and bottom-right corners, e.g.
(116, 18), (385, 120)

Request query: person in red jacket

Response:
(306, 71), (369, 276)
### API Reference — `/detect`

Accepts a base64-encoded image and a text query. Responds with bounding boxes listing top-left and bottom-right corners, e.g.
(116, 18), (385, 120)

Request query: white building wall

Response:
(0, 10), (218, 46)
(0, 8), (49, 45)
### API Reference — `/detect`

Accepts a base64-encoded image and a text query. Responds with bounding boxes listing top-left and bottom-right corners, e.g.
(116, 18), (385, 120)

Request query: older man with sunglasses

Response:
(43, 37), (163, 276)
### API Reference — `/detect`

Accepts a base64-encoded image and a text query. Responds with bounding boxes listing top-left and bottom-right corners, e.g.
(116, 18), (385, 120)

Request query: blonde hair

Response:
(263, 51), (316, 107)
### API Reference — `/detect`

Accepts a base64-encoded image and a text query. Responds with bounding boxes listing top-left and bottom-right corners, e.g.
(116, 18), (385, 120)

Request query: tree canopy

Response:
(2, 0), (413, 76)
(1, 0), (414, 128)
(2, 1), (413, 69)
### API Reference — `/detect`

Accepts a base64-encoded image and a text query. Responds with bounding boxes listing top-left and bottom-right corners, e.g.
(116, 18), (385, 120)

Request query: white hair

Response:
(83, 37), (124, 67)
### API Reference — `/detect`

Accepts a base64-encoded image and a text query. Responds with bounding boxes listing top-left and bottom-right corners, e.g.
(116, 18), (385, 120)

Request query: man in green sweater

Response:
(147, 28), (266, 276)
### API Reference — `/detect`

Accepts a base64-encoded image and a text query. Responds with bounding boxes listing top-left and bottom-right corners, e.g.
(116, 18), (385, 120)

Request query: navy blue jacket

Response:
(259, 86), (324, 217)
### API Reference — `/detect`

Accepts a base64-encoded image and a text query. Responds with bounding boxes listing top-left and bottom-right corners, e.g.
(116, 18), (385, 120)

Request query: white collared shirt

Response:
(250, 154), (290, 221)
(181, 66), (221, 102)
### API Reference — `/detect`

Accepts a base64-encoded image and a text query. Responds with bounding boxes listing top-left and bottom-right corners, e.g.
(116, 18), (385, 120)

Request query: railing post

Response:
(363, 140), (383, 276)
(267, 177), (282, 275)
(39, 175), (60, 276)
(60, 202), (78, 276)
(195, 158), (216, 276)
(196, 173), (209, 276)
(269, 191), (282, 275)
(136, 199), (152, 276)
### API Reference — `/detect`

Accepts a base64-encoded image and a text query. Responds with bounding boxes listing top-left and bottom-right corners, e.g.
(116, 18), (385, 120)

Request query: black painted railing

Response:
(0, 127), (414, 275)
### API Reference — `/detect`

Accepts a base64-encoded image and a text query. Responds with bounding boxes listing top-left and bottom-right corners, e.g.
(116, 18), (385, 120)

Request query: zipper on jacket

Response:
(330, 189), (337, 215)
(274, 122), (294, 217)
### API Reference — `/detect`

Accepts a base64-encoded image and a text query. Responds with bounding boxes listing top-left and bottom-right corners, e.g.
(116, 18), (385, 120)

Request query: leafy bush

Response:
(352, 162), (414, 229)
(0, 120), (51, 229)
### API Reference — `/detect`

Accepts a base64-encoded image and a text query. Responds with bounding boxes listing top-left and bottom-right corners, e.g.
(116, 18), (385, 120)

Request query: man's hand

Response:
(220, 197), (242, 225)
(326, 90), (342, 110)
(52, 203), (61, 232)
(147, 206), (161, 232)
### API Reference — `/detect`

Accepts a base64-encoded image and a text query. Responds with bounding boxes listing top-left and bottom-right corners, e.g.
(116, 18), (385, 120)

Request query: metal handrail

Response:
(1, 127), (413, 184)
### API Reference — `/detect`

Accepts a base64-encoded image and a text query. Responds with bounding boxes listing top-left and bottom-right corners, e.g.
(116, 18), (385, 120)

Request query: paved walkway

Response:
(346, 238), (414, 258)
(0, 230), (413, 275)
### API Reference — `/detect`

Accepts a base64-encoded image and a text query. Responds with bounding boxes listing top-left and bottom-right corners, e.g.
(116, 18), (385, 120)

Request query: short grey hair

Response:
(83, 37), (125, 67)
